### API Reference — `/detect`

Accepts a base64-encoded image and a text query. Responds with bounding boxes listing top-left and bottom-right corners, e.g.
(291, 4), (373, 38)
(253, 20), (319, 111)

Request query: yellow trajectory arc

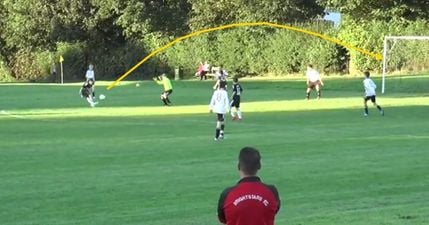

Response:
(107, 21), (383, 90)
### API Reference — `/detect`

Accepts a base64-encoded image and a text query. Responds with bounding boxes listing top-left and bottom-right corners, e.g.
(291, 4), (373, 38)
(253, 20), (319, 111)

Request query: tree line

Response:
(0, 0), (428, 81)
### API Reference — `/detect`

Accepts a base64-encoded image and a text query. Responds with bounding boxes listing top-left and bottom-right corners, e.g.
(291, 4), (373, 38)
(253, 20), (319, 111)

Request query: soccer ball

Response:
(99, 94), (106, 100)
(136, 83), (140, 87)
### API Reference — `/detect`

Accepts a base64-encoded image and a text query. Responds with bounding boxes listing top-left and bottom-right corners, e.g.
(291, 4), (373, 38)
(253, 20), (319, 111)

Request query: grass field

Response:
(1, 76), (429, 225)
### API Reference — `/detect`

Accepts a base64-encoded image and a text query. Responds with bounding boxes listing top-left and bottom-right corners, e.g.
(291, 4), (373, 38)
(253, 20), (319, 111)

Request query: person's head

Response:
(238, 147), (261, 176)
(161, 73), (167, 79)
(219, 80), (226, 89)
(88, 64), (94, 70)
(307, 64), (313, 69)
(233, 77), (238, 83)
(364, 71), (370, 78)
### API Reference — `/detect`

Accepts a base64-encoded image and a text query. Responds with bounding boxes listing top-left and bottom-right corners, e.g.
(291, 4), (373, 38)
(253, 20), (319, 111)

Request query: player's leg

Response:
(235, 98), (242, 120)
(214, 114), (222, 140)
(306, 87), (311, 100)
(86, 96), (97, 107)
(316, 82), (321, 99)
(306, 83), (313, 100)
(372, 96), (384, 115)
(230, 101), (236, 119)
(219, 114), (225, 139)
(160, 92), (168, 105)
(363, 96), (370, 116)
(165, 90), (172, 104)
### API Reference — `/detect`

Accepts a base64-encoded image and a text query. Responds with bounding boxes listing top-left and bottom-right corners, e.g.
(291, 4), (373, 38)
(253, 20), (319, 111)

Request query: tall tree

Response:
(319, 0), (429, 21)
(112, 0), (192, 40)
(189, 0), (325, 30)
(1, 0), (56, 51)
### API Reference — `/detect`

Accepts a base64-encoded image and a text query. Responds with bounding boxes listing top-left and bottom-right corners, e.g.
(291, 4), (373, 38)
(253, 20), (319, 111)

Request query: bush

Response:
(163, 23), (340, 77)
(0, 56), (14, 82)
(338, 18), (429, 73)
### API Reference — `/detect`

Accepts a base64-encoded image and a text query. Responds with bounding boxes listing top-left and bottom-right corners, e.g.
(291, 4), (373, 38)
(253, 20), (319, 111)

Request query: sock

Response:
(230, 110), (235, 118)
(162, 98), (168, 105)
(166, 97), (171, 104)
(377, 105), (382, 111)
(306, 92), (310, 99)
(364, 107), (368, 114)
(317, 91), (321, 98)
(220, 124), (225, 132)
(215, 129), (220, 138)
(237, 110), (242, 119)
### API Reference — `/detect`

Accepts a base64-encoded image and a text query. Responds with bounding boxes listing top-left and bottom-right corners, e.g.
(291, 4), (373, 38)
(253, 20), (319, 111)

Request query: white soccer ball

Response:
(99, 94), (106, 100)
(136, 83), (140, 87)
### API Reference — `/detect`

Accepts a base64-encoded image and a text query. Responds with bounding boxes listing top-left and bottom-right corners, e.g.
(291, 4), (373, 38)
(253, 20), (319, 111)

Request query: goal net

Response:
(382, 36), (429, 93)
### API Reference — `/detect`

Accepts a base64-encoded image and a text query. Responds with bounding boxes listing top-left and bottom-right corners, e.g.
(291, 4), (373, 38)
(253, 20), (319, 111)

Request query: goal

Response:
(382, 36), (429, 93)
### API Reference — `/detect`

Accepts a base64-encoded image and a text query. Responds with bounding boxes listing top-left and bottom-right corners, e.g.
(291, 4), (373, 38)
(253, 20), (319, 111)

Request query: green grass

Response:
(1, 76), (429, 225)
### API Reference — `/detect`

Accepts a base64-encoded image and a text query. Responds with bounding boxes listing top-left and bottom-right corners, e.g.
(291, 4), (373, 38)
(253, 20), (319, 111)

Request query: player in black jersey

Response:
(230, 77), (243, 120)
(79, 79), (98, 107)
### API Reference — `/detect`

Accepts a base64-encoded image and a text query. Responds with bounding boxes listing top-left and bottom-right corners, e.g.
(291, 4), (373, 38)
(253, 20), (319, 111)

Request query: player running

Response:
(363, 71), (384, 117)
(209, 81), (229, 141)
(230, 77), (243, 121)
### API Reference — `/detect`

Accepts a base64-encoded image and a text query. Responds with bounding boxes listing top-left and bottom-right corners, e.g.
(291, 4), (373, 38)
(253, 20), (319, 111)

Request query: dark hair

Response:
(219, 81), (226, 89)
(238, 147), (261, 175)
(233, 77), (238, 83)
(364, 71), (370, 78)
(308, 64), (313, 68)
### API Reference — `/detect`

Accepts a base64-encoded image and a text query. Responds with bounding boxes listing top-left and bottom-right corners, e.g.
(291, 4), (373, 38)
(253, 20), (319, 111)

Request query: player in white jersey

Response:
(305, 64), (324, 100)
(363, 71), (384, 117)
(85, 64), (96, 100)
(209, 81), (230, 141)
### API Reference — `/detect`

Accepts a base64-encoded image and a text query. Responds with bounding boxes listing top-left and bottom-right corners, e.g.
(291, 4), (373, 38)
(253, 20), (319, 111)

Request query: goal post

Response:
(382, 36), (429, 93)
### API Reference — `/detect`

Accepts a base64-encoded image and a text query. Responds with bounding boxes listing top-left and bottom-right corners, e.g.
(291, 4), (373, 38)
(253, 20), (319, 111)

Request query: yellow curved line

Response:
(107, 22), (382, 90)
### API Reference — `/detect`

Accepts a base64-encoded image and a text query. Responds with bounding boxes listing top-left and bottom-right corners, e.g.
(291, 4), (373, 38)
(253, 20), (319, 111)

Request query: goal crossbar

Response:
(382, 36), (429, 93)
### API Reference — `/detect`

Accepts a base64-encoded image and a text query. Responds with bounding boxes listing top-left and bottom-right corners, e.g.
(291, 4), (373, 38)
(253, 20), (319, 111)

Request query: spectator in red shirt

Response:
(217, 147), (280, 225)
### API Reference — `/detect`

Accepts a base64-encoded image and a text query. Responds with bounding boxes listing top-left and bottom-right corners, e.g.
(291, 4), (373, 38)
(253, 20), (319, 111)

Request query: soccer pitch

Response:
(1, 76), (428, 225)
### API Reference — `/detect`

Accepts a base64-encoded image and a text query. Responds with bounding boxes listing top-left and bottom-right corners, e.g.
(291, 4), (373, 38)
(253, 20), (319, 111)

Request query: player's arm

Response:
(319, 75), (324, 86)
(371, 80), (377, 89)
(217, 187), (233, 224)
(209, 93), (215, 113)
(224, 93), (230, 112)
(152, 77), (162, 85)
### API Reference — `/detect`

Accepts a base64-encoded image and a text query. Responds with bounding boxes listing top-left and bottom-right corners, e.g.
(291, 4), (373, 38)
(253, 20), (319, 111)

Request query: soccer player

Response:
(363, 71), (384, 116)
(230, 77), (243, 120)
(85, 64), (96, 100)
(217, 147), (281, 225)
(209, 81), (229, 140)
(79, 79), (97, 107)
(305, 64), (324, 100)
(153, 73), (173, 106)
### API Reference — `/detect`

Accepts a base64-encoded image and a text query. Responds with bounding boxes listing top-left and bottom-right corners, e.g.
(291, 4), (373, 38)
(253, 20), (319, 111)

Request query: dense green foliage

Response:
(0, 0), (428, 81)
(1, 77), (429, 224)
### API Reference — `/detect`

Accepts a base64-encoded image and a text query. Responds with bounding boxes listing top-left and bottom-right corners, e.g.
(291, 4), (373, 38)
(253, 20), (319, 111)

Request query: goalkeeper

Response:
(153, 74), (173, 106)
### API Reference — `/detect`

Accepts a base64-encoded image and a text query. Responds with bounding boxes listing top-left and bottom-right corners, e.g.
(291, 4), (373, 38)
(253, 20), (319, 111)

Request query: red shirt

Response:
(217, 176), (280, 225)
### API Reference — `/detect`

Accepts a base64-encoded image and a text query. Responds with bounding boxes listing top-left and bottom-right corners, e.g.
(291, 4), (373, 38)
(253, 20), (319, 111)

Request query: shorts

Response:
(307, 80), (321, 89)
(81, 87), (91, 98)
(162, 89), (173, 96)
(364, 95), (376, 103)
(216, 113), (225, 122)
(230, 96), (241, 108)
